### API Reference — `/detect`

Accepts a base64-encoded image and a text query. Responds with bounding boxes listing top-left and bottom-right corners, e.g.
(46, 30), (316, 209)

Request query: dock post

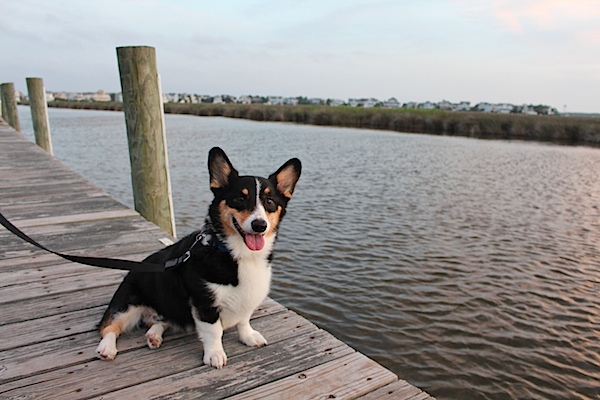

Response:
(116, 45), (176, 237)
(0, 82), (21, 132)
(26, 78), (53, 155)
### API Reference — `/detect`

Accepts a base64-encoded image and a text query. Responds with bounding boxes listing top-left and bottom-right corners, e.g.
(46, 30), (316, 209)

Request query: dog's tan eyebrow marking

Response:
(242, 188), (249, 195)
(264, 188), (271, 195)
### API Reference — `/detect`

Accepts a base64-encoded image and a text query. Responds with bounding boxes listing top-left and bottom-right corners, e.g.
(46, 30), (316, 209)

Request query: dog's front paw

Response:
(239, 329), (268, 348)
(96, 336), (117, 360)
(203, 349), (227, 369)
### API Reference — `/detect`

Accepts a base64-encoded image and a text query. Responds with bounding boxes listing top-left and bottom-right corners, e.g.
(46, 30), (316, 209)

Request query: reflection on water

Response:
(18, 106), (600, 399)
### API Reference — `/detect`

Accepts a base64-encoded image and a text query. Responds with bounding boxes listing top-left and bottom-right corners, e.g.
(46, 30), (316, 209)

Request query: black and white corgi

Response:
(96, 147), (301, 368)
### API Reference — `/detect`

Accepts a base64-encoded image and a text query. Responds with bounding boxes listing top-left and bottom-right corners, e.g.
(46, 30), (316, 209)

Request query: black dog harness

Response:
(163, 231), (230, 269)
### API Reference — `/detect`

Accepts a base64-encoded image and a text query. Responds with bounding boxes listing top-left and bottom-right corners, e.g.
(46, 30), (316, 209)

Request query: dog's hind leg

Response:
(96, 305), (145, 360)
(142, 308), (168, 349)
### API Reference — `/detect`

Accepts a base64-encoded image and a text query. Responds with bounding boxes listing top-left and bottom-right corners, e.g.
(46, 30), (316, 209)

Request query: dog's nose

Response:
(251, 219), (268, 233)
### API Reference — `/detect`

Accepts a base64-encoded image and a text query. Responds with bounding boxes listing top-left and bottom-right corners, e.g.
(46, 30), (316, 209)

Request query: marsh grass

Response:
(47, 101), (600, 147)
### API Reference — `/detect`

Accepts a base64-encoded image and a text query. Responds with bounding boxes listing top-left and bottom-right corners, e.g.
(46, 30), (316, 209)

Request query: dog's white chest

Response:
(208, 258), (272, 330)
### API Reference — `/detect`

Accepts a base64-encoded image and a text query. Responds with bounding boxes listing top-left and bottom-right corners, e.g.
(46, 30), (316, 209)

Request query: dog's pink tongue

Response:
(245, 234), (265, 251)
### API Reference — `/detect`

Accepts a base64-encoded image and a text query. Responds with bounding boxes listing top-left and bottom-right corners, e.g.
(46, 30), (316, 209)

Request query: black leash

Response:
(0, 211), (180, 273)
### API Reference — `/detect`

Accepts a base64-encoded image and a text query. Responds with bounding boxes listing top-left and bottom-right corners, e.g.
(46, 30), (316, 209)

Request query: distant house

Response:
(91, 90), (111, 102)
(348, 98), (379, 108)
(162, 93), (179, 103)
(455, 101), (471, 111)
(521, 104), (538, 115)
(403, 101), (418, 109)
(437, 100), (471, 112)
(364, 98), (379, 108)
(284, 97), (299, 106)
(328, 98), (345, 107)
(267, 96), (283, 105)
(383, 97), (401, 108)
(493, 103), (513, 114)
(437, 100), (454, 111)
(474, 102), (494, 112)
(418, 101), (436, 110)
(237, 95), (252, 105)
(308, 98), (323, 105)
(348, 98), (362, 107)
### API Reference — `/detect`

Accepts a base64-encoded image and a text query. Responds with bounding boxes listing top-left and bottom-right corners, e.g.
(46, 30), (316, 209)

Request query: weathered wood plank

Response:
(0, 307), (105, 351)
(0, 196), (129, 220)
(87, 329), (354, 400)
(5, 209), (139, 228)
(0, 182), (104, 201)
(0, 171), (82, 186)
(0, 269), (127, 304)
(0, 308), (316, 391)
(225, 352), (398, 400)
(0, 285), (118, 326)
(0, 177), (93, 191)
(356, 380), (435, 399)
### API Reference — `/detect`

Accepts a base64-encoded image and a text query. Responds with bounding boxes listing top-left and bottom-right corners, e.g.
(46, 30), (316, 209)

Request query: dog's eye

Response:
(232, 195), (247, 205)
(264, 197), (277, 212)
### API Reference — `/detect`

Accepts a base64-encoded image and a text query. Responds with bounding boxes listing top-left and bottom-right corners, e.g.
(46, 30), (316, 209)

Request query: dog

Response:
(96, 147), (301, 368)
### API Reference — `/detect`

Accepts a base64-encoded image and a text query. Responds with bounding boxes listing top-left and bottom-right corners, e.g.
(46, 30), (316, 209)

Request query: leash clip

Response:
(190, 233), (205, 250)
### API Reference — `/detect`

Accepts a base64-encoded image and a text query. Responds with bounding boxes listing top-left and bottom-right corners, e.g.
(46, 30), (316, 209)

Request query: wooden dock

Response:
(0, 120), (434, 399)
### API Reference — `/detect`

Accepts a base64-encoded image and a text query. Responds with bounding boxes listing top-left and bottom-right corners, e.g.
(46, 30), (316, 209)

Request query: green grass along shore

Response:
(45, 101), (600, 147)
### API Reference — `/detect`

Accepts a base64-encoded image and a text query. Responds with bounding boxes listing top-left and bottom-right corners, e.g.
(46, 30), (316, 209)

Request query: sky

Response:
(2, 0), (600, 113)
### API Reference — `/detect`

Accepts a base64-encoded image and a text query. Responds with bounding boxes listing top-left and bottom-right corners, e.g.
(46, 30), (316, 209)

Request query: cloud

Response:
(488, 0), (600, 40)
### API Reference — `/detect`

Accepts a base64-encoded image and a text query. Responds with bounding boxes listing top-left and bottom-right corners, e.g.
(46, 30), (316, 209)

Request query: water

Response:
(17, 106), (600, 399)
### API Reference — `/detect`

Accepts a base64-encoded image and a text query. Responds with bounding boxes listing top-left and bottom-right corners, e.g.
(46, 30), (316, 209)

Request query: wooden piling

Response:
(26, 77), (53, 155)
(0, 82), (21, 131)
(116, 45), (176, 237)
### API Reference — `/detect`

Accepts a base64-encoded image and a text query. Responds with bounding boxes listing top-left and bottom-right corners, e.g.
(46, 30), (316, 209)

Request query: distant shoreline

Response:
(41, 101), (600, 147)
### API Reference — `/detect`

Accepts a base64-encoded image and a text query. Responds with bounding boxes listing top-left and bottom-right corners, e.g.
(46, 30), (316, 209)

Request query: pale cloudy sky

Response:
(2, 0), (599, 112)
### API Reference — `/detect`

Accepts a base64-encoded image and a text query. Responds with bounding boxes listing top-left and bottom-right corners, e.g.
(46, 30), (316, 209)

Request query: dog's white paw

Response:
(203, 349), (228, 369)
(96, 335), (117, 360)
(239, 329), (268, 348)
(146, 331), (163, 349)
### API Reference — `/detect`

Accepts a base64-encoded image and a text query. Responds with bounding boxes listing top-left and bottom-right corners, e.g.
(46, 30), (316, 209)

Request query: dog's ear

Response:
(208, 147), (238, 189)
(269, 158), (301, 199)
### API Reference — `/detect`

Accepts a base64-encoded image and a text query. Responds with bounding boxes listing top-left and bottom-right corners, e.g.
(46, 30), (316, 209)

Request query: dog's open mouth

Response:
(233, 218), (265, 251)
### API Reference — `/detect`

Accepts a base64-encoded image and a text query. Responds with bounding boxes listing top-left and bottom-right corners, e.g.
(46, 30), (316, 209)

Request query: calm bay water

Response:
(18, 106), (600, 399)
